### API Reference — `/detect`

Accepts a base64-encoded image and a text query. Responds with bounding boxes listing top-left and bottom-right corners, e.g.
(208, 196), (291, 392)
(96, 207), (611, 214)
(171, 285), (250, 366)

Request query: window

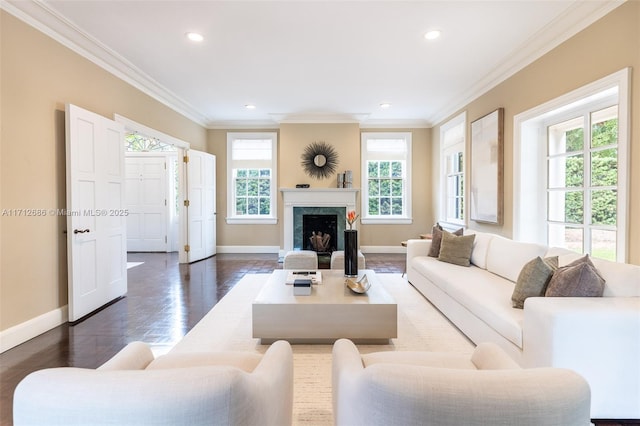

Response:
(439, 112), (466, 226)
(546, 104), (619, 260)
(514, 68), (629, 262)
(125, 133), (177, 152)
(361, 132), (412, 224)
(226, 132), (278, 224)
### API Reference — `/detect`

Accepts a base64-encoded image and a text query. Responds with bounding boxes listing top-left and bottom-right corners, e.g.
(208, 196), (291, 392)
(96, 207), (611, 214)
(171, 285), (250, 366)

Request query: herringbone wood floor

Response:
(0, 252), (404, 425)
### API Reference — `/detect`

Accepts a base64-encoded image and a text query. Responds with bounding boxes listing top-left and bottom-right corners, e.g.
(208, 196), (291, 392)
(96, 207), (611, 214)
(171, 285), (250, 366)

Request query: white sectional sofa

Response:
(406, 231), (640, 420)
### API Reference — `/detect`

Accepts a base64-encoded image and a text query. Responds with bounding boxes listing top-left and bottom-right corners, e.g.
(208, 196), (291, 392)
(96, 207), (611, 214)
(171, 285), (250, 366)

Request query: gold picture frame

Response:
(470, 108), (504, 224)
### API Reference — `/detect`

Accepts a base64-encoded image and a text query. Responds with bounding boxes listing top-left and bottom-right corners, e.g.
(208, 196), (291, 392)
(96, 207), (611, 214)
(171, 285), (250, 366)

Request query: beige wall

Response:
(4, 0), (636, 337)
(207, 128), (281, 247)
(208, 124), (432, 250)
(279, 124), (360, 249)
(0, 11), (207, 332)
(431, 1), (640, 265)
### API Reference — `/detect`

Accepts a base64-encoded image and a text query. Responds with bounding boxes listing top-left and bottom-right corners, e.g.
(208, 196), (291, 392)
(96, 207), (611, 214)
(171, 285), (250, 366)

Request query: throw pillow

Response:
(438, 231), (476, 267)
(427, 223), (443, 257)
(545, 254), (605, 297)
(511, 256), (558, 309)
(564, 254), (603, 276)
(428, 224), (463, 257)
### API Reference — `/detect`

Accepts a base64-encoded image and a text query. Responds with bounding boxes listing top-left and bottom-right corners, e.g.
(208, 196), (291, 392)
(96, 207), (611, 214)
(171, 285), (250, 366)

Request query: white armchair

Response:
(332, 338), (591, 426)
(14, 340), (293, 426)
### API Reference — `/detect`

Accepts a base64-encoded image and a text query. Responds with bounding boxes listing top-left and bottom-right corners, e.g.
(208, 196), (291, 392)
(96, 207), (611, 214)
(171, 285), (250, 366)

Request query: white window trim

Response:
(439, 112), (467, 228)
(360, 132), (412, 225)
(226, 132), (278, 225)
(513, 68), (630, 262)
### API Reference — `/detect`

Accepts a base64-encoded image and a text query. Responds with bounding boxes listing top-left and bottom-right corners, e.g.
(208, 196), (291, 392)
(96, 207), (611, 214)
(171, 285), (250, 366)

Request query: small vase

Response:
(344, 229), (358, 277)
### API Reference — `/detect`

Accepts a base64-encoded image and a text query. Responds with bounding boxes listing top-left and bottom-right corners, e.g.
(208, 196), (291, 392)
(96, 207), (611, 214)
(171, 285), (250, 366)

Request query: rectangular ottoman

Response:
(283, 250), (318, 270)
(330, 250), (366, 270)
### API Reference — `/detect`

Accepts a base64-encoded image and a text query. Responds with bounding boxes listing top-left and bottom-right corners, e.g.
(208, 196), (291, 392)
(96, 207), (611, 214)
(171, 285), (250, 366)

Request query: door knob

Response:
(73, 229), (90, 234)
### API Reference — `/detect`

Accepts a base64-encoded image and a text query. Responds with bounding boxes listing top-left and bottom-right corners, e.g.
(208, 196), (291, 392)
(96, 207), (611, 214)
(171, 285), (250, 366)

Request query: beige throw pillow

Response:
(438, 231), (476, 267)
(511, 256), (558, 309)
(545, 255), (605, 297)
(428, 224), (463, 257)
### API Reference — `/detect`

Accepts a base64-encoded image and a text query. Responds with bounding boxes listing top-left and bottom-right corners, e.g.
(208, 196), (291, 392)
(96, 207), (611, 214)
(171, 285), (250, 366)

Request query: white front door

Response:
(186, 150), (216, 263)
(66, 104), (127, 322)
(125, 155), (168, 252)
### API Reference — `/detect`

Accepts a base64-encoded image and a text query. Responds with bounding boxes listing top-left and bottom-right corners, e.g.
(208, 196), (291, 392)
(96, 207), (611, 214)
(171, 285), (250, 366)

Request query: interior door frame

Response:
(124, 152), (176, 252)
(114, 115), (191, 263)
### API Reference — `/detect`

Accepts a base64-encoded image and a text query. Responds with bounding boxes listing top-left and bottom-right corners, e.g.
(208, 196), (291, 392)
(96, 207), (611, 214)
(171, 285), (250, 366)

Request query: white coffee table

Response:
(252, 269), (397, 344)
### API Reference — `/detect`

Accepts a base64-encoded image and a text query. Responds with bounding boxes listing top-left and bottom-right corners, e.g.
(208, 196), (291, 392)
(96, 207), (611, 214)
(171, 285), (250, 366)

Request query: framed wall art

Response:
(470, 108), (504, 224)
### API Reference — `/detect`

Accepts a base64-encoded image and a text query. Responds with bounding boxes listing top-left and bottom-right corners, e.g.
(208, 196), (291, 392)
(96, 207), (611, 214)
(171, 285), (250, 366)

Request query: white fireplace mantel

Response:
(280, 188), (359, 255)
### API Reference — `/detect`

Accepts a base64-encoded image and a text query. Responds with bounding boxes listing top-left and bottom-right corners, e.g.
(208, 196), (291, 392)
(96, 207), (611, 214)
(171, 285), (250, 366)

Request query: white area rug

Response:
(172, 273), (474, 425)
(126, 262), (144, 269)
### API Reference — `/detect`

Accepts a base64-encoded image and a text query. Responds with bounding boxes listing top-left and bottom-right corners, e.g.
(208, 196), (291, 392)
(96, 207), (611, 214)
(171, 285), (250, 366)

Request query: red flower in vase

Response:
(347, 210), (359, 230)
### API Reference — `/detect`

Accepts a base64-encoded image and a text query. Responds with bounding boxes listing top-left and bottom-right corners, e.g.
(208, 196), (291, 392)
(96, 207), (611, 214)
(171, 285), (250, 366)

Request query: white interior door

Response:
(66, 104), (127, 322)
(125, 155), (168, 252)
(186, 150), (216, 263)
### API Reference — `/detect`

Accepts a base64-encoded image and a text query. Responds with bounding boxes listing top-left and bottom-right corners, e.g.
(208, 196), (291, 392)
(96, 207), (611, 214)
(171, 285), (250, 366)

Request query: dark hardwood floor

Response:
(0, 252), (405, 425)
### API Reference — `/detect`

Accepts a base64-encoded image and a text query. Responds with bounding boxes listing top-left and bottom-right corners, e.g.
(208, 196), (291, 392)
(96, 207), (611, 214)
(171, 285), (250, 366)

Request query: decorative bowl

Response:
(345, 274), (370, 294)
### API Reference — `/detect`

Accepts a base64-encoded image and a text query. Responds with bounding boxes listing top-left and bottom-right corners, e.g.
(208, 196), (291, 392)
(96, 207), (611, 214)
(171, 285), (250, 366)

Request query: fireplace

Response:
(280, 188), (358, 257)
(297, 210), (342, 252)
(303, 214), (337, 252)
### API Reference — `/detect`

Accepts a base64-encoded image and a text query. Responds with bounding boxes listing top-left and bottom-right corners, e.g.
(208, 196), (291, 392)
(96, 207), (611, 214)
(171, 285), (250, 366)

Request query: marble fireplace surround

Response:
(280, 188), (358, 257)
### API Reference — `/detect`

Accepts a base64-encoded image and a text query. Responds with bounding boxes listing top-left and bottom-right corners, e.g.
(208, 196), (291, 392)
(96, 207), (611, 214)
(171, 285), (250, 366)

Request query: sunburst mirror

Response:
(301, 141), (339, 179)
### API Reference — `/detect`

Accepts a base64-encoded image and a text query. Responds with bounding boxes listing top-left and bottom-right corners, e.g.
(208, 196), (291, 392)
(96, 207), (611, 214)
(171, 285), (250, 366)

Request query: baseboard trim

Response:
(217, 245), (280, 254)
(1, 306), (68, 353)
(361, 245), (407, 254)
(277, 246), (406, 257)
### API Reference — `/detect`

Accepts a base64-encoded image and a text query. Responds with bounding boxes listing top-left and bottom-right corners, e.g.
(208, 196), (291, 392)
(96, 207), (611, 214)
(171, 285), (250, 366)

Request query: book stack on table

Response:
(293, 278), (312, 296)
(285, 271), (322, 284)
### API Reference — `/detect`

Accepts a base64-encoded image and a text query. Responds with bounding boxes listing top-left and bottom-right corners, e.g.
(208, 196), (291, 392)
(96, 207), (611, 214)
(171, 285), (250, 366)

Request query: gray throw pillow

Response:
(511, 256), (558, 309)
(428, 224), (463, 257)
(545, 255), (605, 297)
(437, 231), (476, 267)
(427, 223), (444, 257)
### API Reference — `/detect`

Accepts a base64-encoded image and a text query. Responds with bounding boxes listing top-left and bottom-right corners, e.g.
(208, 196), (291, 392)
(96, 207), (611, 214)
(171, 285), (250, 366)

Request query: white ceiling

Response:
(4, 0), (623, 128)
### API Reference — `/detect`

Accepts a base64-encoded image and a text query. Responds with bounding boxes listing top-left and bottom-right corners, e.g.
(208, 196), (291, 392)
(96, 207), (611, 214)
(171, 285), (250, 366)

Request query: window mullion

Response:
(583, 112), (593, 255)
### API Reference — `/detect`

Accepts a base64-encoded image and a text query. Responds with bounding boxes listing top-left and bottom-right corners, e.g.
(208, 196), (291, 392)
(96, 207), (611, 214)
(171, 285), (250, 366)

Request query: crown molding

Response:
(269, 113), (430, 129)
(207, 116), (431, 130)
(2, 0), (625, 131)
(1, 0), (210, 127)
(207, 120), (281, 130)
(269, 112), (371, 124)
(426, 0), (626, 126)
(359, 119), (431, 129)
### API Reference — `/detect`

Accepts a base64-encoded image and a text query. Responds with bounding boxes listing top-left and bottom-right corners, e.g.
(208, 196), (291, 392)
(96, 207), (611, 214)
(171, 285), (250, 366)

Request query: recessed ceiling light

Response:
(424, 30), (441, 40)
(379, 103), (391, 109)
(245, 104), (256, 110)
(185, 32), (204, 42)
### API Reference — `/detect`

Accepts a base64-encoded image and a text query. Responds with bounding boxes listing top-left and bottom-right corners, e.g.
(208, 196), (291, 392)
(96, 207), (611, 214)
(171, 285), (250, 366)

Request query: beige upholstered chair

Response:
(332, 339), (591, 426)
(14, 340), (293, 426)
